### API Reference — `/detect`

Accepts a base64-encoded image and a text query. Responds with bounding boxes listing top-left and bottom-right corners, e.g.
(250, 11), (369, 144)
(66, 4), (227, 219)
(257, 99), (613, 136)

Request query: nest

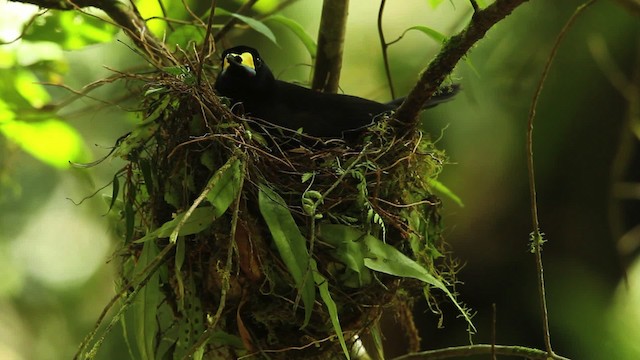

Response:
(109, 64), (463, 360)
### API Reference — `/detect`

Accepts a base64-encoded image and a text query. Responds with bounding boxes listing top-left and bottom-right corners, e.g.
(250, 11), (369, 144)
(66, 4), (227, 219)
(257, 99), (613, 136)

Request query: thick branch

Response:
(9, 0), (172, 66)
(311, 0), (350, 93)
(395, 0), (530, 125)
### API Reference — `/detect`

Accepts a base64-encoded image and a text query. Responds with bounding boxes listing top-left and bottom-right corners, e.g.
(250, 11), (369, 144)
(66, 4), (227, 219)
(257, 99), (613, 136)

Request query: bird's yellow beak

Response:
(223, 52), (257, 76)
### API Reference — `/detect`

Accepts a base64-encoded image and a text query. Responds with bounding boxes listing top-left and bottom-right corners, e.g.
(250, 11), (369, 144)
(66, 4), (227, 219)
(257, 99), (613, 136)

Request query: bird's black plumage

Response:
(214, 45), (458, 138)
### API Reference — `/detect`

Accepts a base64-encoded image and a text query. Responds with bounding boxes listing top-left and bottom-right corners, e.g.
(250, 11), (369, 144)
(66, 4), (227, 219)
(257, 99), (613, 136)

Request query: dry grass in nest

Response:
(103, 65), (466, 360)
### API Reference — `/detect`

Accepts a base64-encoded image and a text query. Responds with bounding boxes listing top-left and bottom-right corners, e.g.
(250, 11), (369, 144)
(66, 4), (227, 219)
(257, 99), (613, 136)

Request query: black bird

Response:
(214, 45), (458, 138)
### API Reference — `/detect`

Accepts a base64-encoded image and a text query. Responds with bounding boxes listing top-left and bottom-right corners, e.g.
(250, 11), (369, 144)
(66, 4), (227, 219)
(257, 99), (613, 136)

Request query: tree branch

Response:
(9, 0), (173, 66)
(394, 0), (530, 125)
(311, 0), (350, 93)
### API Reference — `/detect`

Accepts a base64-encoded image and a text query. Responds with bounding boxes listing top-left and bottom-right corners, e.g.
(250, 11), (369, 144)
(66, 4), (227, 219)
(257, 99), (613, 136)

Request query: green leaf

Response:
(258, 185), (314, 328)
(301, 172), (314, 183)
(173, 278), (207, 359)
(319, 224), (474, 330)
(108, 174), (120, 213)
(311, 259), (350, 360)
(114, 97), (172, 159)
(0, 106), (86, 168)
(205, 158), (242, 218)
(318, 224), (371, 287)
(23, 12), (118, 50)
(14, 69), (51, 108)
(134, 207), (216, 243)
(136, 0), (166, 36)
(166, 26), (205, 50)
(428, 178), (464, 207)
(265, 15), (316, 58)
(132, 241), (161, 360)
(403, 25), (447, 44)
(362, 235), (475, 330)
(215, 8), (278, 45)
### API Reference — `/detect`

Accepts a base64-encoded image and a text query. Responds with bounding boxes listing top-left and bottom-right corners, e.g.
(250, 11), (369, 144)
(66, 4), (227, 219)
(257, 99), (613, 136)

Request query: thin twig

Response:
(197, 0), (217, 85)
(491, 303), (497, 360)
(526, 0), (598, 356)
(390, 344), (571, 360)
(377, 0), (395, 99)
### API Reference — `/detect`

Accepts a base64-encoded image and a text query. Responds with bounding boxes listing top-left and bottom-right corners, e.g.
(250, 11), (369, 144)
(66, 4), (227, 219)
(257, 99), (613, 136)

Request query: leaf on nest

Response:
(311, 259), (350, 360)
(318, 224), (371, 287)
(258, 185), (315, 328)
(134, 207), (216, 243)
(205, 158), (242, 218)
(132, 241), (161, 360)
(319, 224), (475, 330)
(362, 234), (475, 330)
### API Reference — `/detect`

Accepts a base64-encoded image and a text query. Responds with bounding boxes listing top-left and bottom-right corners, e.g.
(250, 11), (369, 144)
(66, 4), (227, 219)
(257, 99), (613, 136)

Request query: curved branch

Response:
(395, 0), (530, 125)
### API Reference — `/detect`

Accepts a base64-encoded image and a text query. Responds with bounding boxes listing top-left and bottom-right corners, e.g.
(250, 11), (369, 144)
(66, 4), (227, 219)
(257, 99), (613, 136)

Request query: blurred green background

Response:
(1, 0), (639, 359)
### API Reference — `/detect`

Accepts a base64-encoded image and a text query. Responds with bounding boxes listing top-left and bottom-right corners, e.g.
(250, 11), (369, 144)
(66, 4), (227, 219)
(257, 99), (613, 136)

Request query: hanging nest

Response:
(103, 62), (471, 360)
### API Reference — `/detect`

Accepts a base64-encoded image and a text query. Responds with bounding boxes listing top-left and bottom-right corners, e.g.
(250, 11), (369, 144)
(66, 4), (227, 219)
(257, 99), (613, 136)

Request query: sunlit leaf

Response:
(427, 0), (446, 8)
(134, 0), (165, 36)
(265, 15), (316, 58)
(311, 259), (350, 360)
(0, 113), (86, 168)
(15, 42), (64, 67)
(14, 69), (50, 108)
(258, 185), (314, 327)
(246, 0), (280, 13)
(23, 12), (118, 50)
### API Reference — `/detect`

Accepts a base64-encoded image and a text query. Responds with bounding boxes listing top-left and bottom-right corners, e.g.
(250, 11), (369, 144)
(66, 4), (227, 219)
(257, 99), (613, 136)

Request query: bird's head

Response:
(215, 46), (273, 99)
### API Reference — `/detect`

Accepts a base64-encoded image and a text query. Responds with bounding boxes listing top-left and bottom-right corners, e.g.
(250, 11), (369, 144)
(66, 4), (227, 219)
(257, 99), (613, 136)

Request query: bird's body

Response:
(215, 46), (457, 138)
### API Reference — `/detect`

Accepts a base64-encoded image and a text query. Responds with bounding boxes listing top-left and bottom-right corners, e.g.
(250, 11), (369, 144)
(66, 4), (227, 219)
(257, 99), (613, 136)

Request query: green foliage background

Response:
(0, 0), (639, 359)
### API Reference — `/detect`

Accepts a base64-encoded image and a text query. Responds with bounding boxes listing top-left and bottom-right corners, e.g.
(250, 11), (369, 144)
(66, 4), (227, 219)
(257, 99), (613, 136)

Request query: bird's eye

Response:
(254, 58), (262, 67)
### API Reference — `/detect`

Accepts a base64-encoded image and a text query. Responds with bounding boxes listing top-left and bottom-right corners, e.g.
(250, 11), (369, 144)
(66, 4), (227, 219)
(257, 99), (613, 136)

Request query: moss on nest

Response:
(104, 65), (468, 360)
